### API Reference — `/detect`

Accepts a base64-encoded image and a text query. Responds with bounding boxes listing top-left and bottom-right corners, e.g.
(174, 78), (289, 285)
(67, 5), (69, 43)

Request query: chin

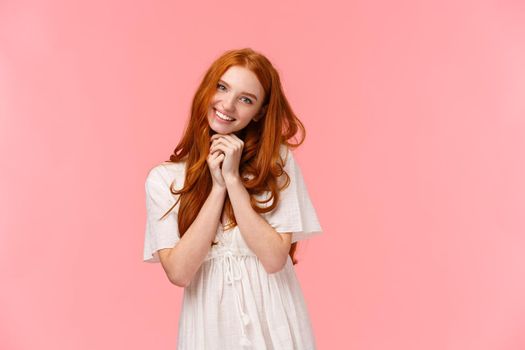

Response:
(209, 124), (245, 136)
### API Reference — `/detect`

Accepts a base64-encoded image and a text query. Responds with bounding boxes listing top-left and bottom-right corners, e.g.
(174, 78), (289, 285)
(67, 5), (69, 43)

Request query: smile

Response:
(215, 109), (235, 121)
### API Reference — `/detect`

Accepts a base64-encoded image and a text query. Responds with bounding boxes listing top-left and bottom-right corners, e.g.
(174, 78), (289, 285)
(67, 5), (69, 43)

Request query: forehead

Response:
(219, 66), (264, 97)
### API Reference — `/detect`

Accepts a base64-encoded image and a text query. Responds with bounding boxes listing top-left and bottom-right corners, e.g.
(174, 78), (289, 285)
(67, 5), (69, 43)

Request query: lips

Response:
(215, 108), (236, 121)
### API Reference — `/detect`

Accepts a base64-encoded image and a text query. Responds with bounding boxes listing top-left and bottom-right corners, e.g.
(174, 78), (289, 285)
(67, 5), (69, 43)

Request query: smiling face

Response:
(207, 65), (266, 135)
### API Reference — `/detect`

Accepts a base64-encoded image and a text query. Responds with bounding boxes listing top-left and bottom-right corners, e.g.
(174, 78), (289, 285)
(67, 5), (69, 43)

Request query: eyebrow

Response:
(218, 79), (258, 101)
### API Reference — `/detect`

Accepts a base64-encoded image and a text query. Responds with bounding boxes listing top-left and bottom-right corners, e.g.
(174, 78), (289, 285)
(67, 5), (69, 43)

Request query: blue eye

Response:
(217, 83), (253, 104)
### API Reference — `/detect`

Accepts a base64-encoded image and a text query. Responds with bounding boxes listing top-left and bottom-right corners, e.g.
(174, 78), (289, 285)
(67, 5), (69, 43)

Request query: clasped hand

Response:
(207, 133), (244, 188)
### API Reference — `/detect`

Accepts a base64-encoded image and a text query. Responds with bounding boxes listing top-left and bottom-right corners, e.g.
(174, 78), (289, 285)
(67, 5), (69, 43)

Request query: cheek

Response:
(209, 96), (220, 106)
(239, 108), (258, 121)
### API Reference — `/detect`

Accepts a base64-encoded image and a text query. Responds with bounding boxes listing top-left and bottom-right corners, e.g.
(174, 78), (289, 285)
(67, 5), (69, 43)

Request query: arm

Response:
(158, 185), (227, 287)
(224, 176), (292, 274)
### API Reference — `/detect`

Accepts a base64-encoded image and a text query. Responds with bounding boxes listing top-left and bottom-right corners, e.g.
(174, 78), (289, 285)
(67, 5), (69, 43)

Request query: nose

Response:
(220, 93), (236, 113)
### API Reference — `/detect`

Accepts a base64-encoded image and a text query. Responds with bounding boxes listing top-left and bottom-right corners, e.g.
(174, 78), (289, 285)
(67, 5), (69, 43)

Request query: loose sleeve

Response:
(262, 147), (323, 243)
(143, 167), (181, 263)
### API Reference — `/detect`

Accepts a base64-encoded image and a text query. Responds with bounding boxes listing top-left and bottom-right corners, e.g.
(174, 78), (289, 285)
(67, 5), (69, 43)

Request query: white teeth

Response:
(215, 110), (235, 121)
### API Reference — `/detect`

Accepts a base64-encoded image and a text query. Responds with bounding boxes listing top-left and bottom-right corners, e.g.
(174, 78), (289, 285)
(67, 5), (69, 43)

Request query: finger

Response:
(211, 138), (230, 146)
(209, 152), (224, 166)
(210, 133), (228, 142)
(213, 143), (230, 152)
(213, 153), (225, 165)
(210, 150), (224, 160)
(229, 133), (244, 145)
(210, 138), (227, 150)
(221, 134), (244, 150)
(216, 134), (236, 147)
(210, 146), (225, 157)
(211, 143), (229, 154)
(210, 140), (231, 154)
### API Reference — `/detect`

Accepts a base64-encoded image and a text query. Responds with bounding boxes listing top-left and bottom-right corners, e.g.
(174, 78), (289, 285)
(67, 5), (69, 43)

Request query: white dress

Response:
(143, 144), (323, 350)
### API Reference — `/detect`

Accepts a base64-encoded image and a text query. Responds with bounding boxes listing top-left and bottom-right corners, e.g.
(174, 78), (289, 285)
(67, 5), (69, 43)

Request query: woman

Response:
(143, 48), (323, 349)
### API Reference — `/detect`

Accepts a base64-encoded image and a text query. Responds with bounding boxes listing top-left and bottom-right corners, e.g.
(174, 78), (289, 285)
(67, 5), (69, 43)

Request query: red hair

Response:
(161, 48), (307, 264)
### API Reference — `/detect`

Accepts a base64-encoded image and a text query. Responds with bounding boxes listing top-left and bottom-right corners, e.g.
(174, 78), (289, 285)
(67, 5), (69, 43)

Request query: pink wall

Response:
(2, 0), (525, 349)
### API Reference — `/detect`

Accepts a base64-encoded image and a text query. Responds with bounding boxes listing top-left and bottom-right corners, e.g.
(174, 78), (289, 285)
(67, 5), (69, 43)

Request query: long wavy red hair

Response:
(160, 48), (307, 265)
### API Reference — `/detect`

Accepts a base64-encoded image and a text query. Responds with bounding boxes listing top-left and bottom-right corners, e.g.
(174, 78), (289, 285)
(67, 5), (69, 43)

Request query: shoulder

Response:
(278, 143), (296, 171)
(146, 160), (186, 189)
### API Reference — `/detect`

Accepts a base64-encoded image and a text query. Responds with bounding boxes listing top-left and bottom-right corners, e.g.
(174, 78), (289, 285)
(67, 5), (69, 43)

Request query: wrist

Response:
(211, 184), (227, 195)
(224, 174), (242, 187)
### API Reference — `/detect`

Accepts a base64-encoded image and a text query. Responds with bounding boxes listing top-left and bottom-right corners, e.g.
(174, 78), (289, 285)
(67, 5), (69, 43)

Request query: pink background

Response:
(2, 0), (525, 349)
